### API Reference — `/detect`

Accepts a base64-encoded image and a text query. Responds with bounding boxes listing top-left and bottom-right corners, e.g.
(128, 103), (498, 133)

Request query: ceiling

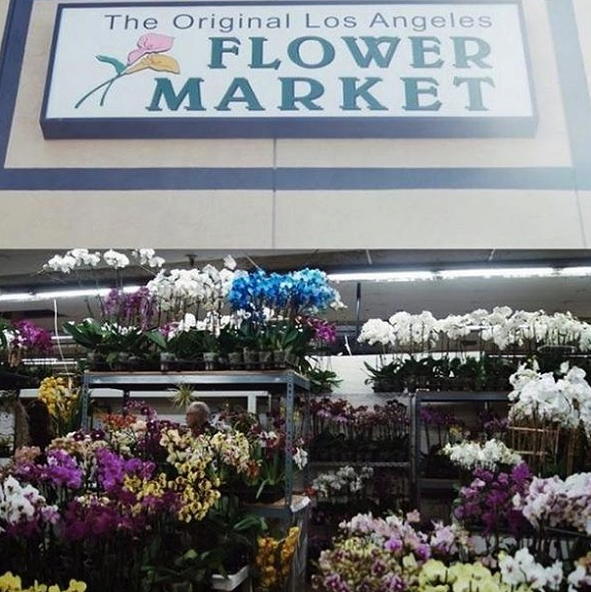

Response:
(1, 249), (591, 331)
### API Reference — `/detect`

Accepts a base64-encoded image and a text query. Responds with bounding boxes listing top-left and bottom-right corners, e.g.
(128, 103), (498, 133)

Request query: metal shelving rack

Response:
(81, 370), (311, 511)
(308, 392), (415, 505)
(81, 370), (312, 592)
(410, 391), (509, 511)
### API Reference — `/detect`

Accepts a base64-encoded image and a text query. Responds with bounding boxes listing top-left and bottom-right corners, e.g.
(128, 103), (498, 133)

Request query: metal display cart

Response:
(410, 391), (509, 512)
(80, 370), (311, 592)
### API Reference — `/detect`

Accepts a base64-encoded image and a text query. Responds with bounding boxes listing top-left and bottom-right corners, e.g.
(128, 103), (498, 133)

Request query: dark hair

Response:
(26, 399), (53, 450)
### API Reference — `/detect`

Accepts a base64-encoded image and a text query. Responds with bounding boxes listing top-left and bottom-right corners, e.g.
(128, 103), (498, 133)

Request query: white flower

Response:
(499, 549), (563, 590)
(133, 248), (165, 268)
(223, 255), (237, 271)
(568, 565), (589, 592)
(44, 254), (78, 274)
(103, 249), (130, 269)
(68, 248), (101, 267)
(358, 318), (395, 347)
(293, 447), (308, 470)
(442, 439), (521, 471)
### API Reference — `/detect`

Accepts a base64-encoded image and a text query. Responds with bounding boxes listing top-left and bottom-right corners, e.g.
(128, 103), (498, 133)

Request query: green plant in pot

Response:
(364, 360), (403, 392)
(64, 319), (108, 368)
(218, 326), (242, 369)
(65, 319), (155, 370)
(306, 366), (342, 394)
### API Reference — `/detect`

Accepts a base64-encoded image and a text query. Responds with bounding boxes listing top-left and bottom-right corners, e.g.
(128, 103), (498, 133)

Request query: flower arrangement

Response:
(359, 308), (591, 354)
(508, 364), (591, 436)
(442, 440), (522, 472)
(497, 548), (563, 590)
(45, 251), (344, 373)
(514, 472), (591, 535)
(255, 526), (300, 592)
(0, 320), (53, 377)
(0, 403), (266, 591)
(228, 268), (343, 319)
(147, 256), (239, 325)
(453, 463), (533, 540)
(310, 398), (409, 463)
(311, 466), (374, 504)
(37, 377), (81, 437)
(215, 407), (309, 503)
(312, 511), (472, 592)
(0, 573), (86, 592)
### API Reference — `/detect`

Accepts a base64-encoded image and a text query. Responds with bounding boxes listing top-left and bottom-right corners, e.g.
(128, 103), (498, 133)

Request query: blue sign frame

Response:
(40, 0), (538, 139)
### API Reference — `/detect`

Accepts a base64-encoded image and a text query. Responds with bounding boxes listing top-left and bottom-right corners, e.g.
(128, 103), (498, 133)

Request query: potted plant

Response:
(306, 367), (342, 394)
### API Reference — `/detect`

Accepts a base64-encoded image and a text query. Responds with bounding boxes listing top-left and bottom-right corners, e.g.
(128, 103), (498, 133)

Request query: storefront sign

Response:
(41, 1), (536, 138)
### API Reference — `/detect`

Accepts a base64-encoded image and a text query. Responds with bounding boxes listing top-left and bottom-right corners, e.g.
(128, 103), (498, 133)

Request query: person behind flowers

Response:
(185, 401), (212, 436)
(25, 399), (53, 452)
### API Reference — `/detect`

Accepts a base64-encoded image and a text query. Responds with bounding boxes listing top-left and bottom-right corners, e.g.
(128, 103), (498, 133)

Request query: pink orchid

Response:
(128, 33), (174, 65)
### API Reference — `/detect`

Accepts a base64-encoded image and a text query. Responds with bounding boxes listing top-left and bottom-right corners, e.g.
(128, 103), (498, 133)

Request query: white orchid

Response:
(442, 439), (521, 471)
(103, 249), (130, 269)
(499, 549), (562, 591)
(293, 447), (308, 470)
(133, 248), (165, 269)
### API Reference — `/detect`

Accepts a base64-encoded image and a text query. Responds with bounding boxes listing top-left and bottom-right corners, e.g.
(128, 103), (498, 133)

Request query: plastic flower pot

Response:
(160, 352), (176, 372)
(203, 351), (217, 371)
(86, 351), (100, 370)
(257, 484), (284, 503)
(243, 348), (258, 370)
(285, 351), (299, 368)
(114, 352), (130, 371)
(128, 355), (144, 371)
(228, 351), (243, 370)
(273, 349), (287, 369)
(258, 350), (273, 370)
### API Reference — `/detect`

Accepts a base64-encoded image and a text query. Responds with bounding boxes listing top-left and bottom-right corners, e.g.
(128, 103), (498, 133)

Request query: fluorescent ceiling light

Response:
(329, 265), (591, 282)
(558, 266), (591, 277)
(439, 267), (555, 280)
(0, 285), (141, 303)
(328, 271), (435, 282)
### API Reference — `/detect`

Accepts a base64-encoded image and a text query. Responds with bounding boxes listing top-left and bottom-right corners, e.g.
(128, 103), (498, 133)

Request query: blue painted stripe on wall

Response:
(276, 167), (576, 190)
(0, 166), (577, 191)
(0, 168), (275, 190)
(547, 0), (591, 186)
(0, 0), (32, 167)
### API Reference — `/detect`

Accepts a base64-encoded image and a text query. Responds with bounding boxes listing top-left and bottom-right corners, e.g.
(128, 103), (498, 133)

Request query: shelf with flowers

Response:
(310, 397), (410, 464)
(42, 250), (343, 378)
(311, 462), (591, 592)
(0, 319), (54, 388)
(358, 308), (591, 393)
(0, 400), (313, 592)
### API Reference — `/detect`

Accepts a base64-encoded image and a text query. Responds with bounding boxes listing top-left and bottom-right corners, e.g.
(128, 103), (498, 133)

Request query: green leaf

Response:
(96, 55), (126, 74)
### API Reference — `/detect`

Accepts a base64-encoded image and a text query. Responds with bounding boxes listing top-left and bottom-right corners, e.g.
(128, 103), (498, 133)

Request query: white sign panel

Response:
(41, 1), (536, 138)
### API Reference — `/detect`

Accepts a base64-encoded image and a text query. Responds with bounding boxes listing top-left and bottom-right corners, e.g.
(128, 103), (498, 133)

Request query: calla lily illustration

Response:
(75, 33), (180, 109)
(128, 33), (174, 65)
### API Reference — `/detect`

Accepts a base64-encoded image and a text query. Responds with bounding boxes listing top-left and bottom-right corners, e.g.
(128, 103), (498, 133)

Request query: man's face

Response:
(186, 409), (203, 428)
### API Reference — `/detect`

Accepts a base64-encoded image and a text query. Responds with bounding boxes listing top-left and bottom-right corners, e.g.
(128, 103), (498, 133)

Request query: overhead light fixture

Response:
(558, 266), (591, 277)
(0, 285), (141, 303)
(438, 267), (555, 280)
(327, 270), (435, 282)
(328, 265), (591, 282)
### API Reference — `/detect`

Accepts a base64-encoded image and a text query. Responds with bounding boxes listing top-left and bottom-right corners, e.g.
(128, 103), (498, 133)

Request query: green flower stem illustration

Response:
(75, 73), (126, 109)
